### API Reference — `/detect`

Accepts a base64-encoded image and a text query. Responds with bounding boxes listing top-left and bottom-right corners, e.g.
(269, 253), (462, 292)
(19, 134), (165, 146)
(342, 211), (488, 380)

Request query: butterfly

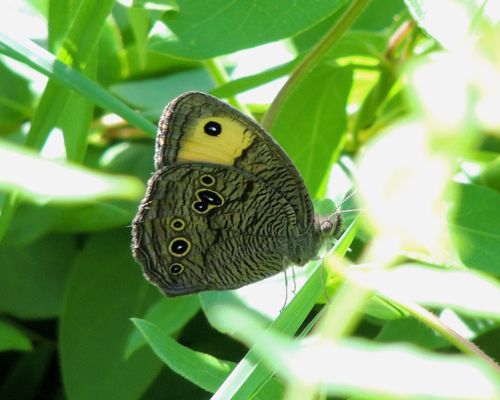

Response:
(131, 91), (343, 297)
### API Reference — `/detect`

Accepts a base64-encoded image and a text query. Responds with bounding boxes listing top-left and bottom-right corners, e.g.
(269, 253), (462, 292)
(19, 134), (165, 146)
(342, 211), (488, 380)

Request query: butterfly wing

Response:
(154, 91), (315, 233)
(132, 163), (309, 296)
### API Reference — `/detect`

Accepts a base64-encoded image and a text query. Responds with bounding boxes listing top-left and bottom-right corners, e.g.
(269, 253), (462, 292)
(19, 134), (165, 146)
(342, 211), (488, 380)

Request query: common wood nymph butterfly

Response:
(131, 92), (343, 297)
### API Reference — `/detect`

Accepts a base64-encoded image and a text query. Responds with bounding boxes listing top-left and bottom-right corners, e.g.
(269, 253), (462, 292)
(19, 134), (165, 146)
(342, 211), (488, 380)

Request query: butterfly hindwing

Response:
(132, 163), (303, 296)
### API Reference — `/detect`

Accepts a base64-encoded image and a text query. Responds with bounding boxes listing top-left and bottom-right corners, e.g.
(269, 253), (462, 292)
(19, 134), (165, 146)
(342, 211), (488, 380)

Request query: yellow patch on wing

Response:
(177, 117), (254, 165)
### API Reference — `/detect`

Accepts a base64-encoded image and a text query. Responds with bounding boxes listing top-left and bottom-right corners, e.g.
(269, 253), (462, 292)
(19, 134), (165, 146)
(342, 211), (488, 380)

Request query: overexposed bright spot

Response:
(289, 338), (499, 398)
(226, 40), (296, 104)
(439, 309), (475, 339)
(358, 121), (452, 255)
(474, 59), (500, 129)
(0, 2), (47, 39)
(40, 128), (66, 159)
(418, 0), (471, 51)
(476, 94), (500, 128)
(411, 53), (469, 130)
(459, 161), (482, 179)
(0, 141), (144, 203)
(483, 0), (500, 24)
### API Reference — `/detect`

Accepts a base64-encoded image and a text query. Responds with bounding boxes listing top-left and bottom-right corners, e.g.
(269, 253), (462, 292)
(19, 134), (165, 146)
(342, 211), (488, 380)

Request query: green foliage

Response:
(1, 0), (500, 399)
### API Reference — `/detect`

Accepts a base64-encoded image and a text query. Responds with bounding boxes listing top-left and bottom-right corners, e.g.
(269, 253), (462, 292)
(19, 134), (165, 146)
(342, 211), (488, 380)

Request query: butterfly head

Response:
(315, 212), (343, 240)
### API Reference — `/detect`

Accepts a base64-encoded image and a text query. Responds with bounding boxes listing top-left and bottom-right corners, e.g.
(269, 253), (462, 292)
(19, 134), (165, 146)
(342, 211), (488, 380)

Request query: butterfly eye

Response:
(204, 121), (222, 136)
(169, 263), (184, 274)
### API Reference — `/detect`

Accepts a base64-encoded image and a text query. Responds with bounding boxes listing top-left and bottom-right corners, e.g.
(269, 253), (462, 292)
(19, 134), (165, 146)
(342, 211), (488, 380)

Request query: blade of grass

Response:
(0, 33), (157, 138)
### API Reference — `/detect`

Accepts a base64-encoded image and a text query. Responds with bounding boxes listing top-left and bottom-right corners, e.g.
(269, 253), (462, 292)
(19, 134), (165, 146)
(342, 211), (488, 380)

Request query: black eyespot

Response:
(171, 218), (185, 231)
(198, 190), (223, 206)
(200, 174), (215, 186)
(204, 121), (222, 136)
(170, 263), (184, 274)
(169, 238), (191, 256)
(193, 201), (208, 212)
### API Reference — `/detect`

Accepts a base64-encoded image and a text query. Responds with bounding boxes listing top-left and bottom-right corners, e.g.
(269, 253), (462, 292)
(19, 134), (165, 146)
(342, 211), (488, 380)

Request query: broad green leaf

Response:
(0, 233), (76, 319)
(449, 183), (500, 276)
(376, 317), (450, 350)
(272, 65), (352, 198)
(133, 317), (286, 399)
(147, 0), (346, 59)
(213, 307), (500, 399)
(0, 139), (145, 203)
(352, 0), (405, 31)
(60, 229), (162, 400)
(0, 320), (32, 352)
(108, 68), (215, 117)
(99, 142), (155, 183)
(132, 318), (234, 392)
(125, 295), (201, 358)
(377, 313), (498, 350)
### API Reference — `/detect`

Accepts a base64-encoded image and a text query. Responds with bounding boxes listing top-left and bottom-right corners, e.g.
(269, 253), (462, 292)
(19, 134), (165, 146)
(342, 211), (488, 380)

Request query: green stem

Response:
(262, 0), (373, 131)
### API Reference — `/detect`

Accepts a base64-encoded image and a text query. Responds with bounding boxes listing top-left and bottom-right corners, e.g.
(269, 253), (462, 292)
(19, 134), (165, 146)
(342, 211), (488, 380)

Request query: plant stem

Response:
(262, 0), (373, 132)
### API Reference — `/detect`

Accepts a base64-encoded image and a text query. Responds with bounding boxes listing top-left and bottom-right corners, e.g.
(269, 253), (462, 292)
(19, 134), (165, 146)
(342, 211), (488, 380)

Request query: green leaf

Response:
(132, 318), (234, 392)
(449, 184), (500, 276)
(60, 59), (96, 163)
(0, 233), (76, 319)
(377, 313), (498, 350)
(0, 320), (32, 352)
(147, 0), (346, 59)
(60, 229), (163, 400)
(376, 317), (450, 350)
(125, 295), (201, 358)
(0, 59), (33, 132)
(0, 139), (145, 204)
(272, 65), (352, 198)
(108, 67), (215, 117)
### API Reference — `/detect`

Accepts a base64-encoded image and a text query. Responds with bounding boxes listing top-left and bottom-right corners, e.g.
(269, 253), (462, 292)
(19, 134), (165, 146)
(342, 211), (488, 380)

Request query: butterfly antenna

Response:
(328, 189), (362, 219)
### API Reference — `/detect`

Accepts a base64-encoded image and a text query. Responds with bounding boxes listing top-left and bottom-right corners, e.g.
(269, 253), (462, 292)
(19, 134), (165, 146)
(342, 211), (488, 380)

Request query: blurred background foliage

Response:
(1, 0), (500, 399)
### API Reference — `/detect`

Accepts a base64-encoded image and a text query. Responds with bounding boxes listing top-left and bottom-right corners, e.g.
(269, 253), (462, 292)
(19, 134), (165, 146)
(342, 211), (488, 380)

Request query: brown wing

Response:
(132, 163), (302, 297)
(154, 91), (314, 233)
